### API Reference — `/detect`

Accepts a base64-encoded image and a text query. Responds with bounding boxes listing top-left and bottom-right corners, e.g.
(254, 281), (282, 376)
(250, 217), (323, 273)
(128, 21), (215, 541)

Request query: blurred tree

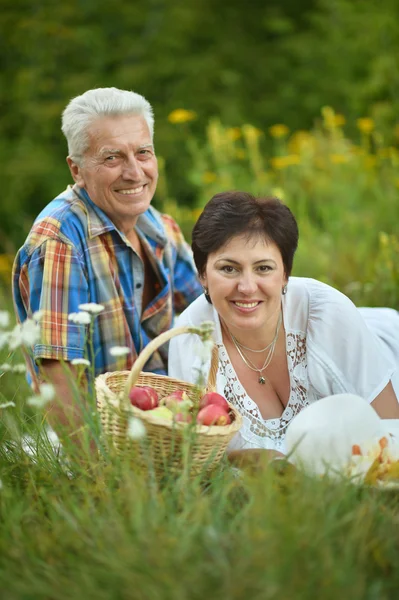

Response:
(1, 0), (398, 252)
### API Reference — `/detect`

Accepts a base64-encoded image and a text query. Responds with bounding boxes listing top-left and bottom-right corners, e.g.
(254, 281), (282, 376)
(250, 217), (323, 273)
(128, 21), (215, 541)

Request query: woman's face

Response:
(201, 234), (287, 336)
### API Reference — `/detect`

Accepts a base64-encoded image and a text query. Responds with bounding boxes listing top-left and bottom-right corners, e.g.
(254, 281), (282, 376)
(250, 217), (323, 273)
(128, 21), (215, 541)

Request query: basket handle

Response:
(122, 323), (218, 405)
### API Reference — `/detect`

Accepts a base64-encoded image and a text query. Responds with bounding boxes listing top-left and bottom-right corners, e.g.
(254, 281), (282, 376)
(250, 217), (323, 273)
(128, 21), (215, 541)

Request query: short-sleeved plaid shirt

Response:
(12, 185), (202, 378)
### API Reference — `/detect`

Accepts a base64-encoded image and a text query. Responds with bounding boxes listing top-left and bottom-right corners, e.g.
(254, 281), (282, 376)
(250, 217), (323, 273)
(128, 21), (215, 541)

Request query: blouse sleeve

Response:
(306, 282), (396, 403)
(168, 297), (215, 386)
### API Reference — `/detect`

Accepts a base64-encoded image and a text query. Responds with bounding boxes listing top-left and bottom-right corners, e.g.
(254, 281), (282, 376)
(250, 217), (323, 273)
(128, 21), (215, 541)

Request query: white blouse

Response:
(168, 277), (399, 453)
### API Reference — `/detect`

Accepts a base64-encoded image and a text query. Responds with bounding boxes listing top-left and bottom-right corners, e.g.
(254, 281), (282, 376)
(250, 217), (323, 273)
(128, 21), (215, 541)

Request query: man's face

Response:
(67, 114), (158, 234)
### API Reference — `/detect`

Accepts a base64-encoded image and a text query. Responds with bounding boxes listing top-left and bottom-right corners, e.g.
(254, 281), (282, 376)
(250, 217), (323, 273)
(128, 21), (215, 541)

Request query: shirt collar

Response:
(73, 184), (167, 247)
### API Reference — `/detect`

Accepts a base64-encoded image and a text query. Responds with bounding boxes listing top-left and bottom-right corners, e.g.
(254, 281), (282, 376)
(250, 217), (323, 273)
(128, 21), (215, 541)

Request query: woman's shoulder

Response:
(288, 276), (349, 299)
(287, 277), (354, 314)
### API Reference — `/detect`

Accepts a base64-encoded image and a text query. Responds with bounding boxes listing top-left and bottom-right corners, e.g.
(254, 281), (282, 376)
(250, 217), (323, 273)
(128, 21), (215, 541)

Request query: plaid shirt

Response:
(12, 185), (202, 378)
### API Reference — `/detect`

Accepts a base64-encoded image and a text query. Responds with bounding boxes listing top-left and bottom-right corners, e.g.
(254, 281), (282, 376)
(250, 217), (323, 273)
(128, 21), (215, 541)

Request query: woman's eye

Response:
(258, 265), (271, 272)
(221, 265), (236, 274)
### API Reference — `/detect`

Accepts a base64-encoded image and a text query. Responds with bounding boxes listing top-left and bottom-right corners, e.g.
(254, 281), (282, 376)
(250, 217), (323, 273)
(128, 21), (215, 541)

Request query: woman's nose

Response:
(237, 273), (258, 294)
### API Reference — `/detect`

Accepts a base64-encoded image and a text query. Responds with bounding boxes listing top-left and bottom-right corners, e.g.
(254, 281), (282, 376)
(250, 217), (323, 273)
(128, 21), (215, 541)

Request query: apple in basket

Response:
(197, 404), (232, 426)
(199, 391), (230, 411)
(174, 412), (193, 424)
(160, 390), (193, 413)
(129, 385), (159, 411)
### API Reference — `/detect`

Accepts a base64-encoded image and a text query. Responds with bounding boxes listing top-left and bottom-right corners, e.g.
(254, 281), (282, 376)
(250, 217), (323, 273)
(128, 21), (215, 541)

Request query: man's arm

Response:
(40, 359), (95, 453)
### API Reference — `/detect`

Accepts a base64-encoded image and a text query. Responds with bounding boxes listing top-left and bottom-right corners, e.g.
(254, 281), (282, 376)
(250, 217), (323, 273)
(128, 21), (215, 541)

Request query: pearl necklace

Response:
(228, 312), (282, 384)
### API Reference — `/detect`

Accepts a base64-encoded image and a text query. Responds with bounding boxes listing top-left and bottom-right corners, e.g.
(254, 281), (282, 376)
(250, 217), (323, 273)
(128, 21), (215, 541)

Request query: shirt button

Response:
(136, 283), (142, 289)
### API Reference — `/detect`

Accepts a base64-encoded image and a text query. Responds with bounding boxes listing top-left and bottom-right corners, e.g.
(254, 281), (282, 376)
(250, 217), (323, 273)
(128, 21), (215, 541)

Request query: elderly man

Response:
(12, 87), (202, 443)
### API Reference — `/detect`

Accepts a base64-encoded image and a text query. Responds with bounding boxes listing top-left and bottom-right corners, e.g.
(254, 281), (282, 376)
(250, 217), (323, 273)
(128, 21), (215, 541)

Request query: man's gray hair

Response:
(61, 87), (154, 163)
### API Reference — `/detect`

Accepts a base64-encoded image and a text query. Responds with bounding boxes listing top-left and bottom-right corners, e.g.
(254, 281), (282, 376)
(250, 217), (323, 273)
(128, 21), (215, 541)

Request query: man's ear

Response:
(66, 156), (85, 187)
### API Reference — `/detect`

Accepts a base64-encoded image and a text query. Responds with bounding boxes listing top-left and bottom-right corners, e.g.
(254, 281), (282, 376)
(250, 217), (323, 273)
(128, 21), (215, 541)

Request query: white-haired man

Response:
(12, 87), (202, 445)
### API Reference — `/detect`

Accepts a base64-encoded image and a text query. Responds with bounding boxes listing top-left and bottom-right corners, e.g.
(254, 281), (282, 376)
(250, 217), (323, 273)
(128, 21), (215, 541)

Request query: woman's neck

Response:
(220, 306), (283, 352)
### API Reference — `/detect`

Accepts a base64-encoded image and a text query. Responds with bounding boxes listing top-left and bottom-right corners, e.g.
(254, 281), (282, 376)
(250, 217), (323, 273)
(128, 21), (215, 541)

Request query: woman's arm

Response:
(371, 381), (399, 419)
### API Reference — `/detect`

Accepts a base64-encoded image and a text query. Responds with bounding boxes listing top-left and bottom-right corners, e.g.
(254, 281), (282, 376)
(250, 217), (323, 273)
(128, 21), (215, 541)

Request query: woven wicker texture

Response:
(95, 326), (242, 476)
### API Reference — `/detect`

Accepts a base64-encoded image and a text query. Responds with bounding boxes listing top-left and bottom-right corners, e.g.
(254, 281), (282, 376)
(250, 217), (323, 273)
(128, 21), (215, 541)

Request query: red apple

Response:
(140, 385), (159, 404)
(199, 391), (230, 411)
(129, 386), (158, 411)
(197, 404), (231, 426)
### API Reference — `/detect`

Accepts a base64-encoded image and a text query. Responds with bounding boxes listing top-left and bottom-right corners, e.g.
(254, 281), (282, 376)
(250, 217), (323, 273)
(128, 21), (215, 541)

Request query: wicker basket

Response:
(95, 325), (242, 476)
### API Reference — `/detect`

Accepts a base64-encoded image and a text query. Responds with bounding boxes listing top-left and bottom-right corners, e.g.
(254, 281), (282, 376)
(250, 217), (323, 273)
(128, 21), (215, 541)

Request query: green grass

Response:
(1, 436), (399, 599)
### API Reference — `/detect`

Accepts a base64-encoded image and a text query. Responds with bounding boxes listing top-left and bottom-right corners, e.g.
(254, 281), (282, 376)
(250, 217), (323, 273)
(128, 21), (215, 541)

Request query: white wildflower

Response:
(1, 363), (27, 374)
(27, 383), (54, 409)
(39, 383), (55, 402)
(71, 358), (91, 367)
(11, 363), (26, 374)
(78, 303), (105, 315)
(127, 416), (147, 440)
(8, 319), (41, 349)
(109, 346), (131, 357)
(0, 401), (16, 409)
(27, 395), (50, 409)
(32, 310), (44, 322)
(0, 332), (10, 350)
(68, 311), (92, 325)
(196, 339), (214, 362)
(0, 311), (10, 328)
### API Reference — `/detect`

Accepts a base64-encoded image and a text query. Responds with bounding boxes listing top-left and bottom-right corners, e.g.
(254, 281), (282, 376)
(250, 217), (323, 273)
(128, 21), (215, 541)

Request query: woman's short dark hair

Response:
(192, 191), (299, 278)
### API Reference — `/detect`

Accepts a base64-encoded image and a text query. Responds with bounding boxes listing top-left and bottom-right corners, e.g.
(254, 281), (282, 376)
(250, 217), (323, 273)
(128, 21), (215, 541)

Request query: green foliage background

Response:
(2, 0), (399, 251)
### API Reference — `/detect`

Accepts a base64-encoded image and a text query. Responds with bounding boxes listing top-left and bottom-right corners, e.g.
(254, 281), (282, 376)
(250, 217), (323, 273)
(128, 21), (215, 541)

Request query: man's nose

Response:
(237, 272), (258, 294)
(122, 156), (144, 179)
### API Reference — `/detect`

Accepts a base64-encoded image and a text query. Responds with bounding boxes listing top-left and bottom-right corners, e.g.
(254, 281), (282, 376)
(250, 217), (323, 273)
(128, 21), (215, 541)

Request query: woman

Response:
(168, 192), (399, 458)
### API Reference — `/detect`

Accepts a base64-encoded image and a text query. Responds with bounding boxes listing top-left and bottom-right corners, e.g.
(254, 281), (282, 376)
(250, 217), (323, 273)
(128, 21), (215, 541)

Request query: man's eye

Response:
(105, 155), (117, 161)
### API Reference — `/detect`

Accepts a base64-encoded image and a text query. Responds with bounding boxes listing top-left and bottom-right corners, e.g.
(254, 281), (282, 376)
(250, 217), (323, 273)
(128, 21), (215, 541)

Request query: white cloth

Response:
(168, 277), (399, 453)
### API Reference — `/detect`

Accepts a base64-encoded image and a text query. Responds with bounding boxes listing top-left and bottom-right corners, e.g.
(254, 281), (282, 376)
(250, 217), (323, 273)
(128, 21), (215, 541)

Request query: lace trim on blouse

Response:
(219, 332), (313, 450)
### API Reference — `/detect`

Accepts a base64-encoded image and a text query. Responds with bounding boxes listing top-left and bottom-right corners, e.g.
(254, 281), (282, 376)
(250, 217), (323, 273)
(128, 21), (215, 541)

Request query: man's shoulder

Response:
(23, 187), (90, 254)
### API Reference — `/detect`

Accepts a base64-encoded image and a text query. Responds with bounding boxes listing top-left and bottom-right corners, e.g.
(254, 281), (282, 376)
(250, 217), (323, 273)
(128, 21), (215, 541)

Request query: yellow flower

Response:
(269, 124), (290, 138)
(334, 114), (346, 127)
(242, 124), (263, 142)
(202, 171), (217, 184)
(168, 109), (197, 124)
(270, 155), (300, 169)
(288, 131), (316, 154)
(356, 118), (375, 134)
(226, 127), (241, 141)
(329, 154), (349, 165)
(322, 106), (346, 129)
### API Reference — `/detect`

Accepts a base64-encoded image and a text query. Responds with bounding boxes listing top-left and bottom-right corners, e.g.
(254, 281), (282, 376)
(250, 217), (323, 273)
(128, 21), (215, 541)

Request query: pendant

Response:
(258, 376), (266, 384)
